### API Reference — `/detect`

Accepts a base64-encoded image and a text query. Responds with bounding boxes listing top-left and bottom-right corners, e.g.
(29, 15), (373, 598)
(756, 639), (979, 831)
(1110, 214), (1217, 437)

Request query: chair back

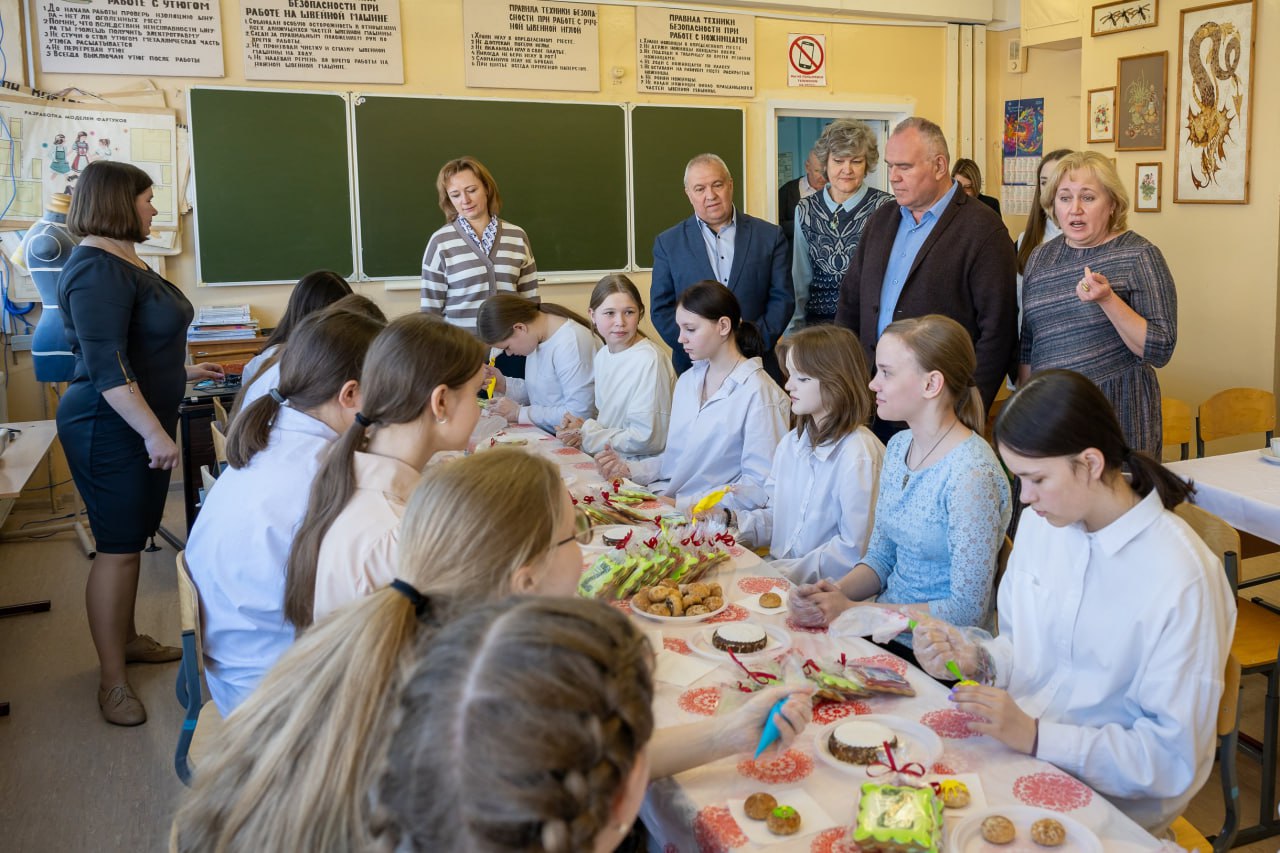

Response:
(1162, 397), (1193, 460)
(1174, 501), (1240, 595)
(210, 421), (228, 470)
(212, 395), (230, 432)
(174, 551), (212, 785)
(994, 535), (1013, 591)
(1197, 387), (1276, 456)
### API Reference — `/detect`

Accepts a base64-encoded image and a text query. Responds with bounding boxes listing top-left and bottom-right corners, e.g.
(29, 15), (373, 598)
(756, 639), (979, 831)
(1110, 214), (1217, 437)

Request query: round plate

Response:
(629, 594), (729, 623)
(950, 805), (1102, 853)
(688, 622), (790, 660)
(813, 716), (943, 775)
(1259, 449), (1280, 466)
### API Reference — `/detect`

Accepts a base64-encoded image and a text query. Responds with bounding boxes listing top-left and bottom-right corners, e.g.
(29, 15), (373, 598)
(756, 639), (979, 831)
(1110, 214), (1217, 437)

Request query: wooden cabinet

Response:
(186, 337), (267, 367)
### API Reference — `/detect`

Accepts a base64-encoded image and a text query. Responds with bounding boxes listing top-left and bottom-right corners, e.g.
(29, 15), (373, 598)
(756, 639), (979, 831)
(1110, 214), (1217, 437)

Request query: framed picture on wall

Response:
(1174, 0), (1256, 204)
(1135, 162), (1162, 211)
(1092, 1), (1159, 37)
(1087, 87), (1116, 142)
(1116, 52), (1168, 151)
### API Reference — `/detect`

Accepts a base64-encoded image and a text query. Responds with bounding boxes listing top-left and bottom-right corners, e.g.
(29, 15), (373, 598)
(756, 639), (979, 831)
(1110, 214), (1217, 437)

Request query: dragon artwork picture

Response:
(1175, 0), (1256, 203)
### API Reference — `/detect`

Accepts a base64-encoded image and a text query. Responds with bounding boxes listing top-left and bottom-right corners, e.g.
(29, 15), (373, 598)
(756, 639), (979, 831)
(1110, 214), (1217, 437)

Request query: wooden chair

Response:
(211, 395), (230, 432)
(1196, 387), (1276, 458)
(174, 551), (224, 784)
(209, 421), (228, 472)
(1162, 397), (1193, 461)
(1170, 653), (1242, 852)
(983, 386), (1011, 445)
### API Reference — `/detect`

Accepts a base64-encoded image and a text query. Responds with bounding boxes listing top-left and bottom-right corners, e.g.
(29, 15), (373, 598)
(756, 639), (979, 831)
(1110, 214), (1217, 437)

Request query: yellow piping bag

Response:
(690, 485), (731, 516)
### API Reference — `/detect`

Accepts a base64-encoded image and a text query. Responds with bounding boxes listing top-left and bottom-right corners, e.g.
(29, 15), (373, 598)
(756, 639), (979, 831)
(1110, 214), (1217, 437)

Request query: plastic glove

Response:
(912, 618), (991, 682)
(828, 605), (913, 644)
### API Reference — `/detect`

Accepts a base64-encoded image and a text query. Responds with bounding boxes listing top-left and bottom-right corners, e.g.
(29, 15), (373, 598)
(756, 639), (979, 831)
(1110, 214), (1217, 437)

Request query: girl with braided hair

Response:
(371, 595), (655, 853)
(173, 449), (810, 852)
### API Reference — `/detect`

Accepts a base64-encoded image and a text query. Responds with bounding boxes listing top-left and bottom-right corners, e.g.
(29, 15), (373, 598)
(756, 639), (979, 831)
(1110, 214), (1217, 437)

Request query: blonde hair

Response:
(437, 156), (502, 222)
(780, 325), (875, 447)
(171, 451), (572, 853)
(370, 596), (655, 852)
(883, 314), (984, 434)
(1045, 150), (1130, 233)
(814, 118), (880, 174)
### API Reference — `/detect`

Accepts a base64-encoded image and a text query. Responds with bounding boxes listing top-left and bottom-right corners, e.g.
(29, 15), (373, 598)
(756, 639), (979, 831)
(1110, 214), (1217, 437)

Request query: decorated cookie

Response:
(766, 805), (801, 836)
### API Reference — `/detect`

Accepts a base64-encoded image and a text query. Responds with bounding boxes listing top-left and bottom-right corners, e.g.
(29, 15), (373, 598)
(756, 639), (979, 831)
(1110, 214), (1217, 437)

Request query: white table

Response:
(1167, 450), (1280, 544)
(0, 420), (95, 554)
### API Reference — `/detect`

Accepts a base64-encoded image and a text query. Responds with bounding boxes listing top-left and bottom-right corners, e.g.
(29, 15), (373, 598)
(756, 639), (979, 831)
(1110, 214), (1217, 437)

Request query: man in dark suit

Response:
(834, 117), (1017, 441)
(651, 154), (794, 377)
(778, 149), (826, 264)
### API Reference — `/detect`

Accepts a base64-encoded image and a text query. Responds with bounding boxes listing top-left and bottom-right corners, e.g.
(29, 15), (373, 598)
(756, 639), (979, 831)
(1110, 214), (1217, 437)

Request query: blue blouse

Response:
(864, 431), (1011, 641)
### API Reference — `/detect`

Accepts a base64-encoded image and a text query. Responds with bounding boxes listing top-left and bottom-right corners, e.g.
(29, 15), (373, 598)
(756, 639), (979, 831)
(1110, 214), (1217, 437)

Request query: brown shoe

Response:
(98, 683), (146, 726)
(124, 633), (182, 664)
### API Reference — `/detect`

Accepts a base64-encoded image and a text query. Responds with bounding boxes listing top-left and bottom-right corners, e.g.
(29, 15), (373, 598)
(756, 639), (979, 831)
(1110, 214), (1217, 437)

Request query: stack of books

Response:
(189, 304), (260, 342)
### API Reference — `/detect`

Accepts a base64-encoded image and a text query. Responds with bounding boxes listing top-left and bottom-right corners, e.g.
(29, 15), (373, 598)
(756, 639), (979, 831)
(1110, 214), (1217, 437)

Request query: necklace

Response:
(901, 419), (959, 489)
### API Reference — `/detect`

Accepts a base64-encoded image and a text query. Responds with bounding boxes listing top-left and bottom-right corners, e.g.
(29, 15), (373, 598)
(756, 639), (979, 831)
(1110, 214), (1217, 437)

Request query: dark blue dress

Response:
(56, 246), (193, 553)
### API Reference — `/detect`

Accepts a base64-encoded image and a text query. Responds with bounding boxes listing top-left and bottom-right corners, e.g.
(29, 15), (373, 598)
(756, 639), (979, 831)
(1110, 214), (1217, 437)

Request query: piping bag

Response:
(906, 618), (978, 686)
(484, 353), (498, 399)
(753, 697), (790, 758)
(690, 485), (731, 517)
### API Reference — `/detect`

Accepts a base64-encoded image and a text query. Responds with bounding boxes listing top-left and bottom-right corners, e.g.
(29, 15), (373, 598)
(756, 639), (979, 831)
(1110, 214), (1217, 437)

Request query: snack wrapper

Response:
(576, 506), (734, 600)
(828, 606), (914, 644)
(853, 783), (944, 853)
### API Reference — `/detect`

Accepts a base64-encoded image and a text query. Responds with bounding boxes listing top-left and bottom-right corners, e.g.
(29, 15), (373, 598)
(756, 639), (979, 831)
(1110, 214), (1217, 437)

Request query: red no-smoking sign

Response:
(787, 34), (826, 87)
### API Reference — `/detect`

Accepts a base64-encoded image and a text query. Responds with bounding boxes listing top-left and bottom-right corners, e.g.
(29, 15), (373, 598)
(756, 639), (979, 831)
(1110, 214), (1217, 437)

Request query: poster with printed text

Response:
(0, 95), (177, 228)
(241, 0), (403, 84)
(1002, 98), (1044, 157)
(464, 0), (599, 92)
(636, 6), (754, 97)
(34, 0), (224, 77)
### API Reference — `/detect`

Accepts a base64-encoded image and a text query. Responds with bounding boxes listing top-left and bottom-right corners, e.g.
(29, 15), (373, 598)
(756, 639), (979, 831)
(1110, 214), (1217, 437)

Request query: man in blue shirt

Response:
(834, 117), (1017, 442)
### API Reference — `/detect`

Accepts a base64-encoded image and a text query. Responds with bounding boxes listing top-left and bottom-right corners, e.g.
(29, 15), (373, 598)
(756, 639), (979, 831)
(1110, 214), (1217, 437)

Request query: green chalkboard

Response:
(353, 96), (628, 278)
(189, 88), (354, 285)
(631, 106), (745, 269)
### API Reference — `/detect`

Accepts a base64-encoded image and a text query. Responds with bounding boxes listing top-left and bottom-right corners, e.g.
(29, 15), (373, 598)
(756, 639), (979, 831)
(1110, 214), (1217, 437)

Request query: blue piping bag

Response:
(753, 697), (789, 759)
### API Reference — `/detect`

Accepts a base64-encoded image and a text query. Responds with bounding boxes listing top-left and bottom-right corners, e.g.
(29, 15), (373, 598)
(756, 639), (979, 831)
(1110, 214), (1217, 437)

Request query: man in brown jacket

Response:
(834, 117), (1017, 441)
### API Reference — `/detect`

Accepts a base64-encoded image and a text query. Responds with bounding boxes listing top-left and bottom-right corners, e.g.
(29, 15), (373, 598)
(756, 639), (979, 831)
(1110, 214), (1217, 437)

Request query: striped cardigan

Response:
(420, 219), (539, 329)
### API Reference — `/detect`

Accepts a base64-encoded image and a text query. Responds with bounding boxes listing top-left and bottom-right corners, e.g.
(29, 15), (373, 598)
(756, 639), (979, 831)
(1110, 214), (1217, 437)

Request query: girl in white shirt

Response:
(595, 281), (789, 514)
(476, 293), (599, 432)
(914, 369), (1235, 834)
(736, 325), (884, 583)
(285, 314), (487, 629)
(558, 274), (675, 459)
(186, 307), (385, 715)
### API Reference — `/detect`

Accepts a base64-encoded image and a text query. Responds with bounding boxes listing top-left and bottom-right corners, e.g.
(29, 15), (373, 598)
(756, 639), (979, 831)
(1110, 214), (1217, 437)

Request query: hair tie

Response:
(1121, 445), (1134, 456)
(967, 377), (978, 388)
(354, 412), (373, 427)
(390, 578), (430, 618)
(268, 388), (286, 404)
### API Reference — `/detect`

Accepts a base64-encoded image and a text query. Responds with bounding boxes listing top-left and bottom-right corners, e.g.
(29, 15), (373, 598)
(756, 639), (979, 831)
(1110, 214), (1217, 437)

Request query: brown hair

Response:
(883, 314), (985, 433)
(1045, 150), (1130, 234)
(171, 452), (575, 853)
(588, 273), (647, 339)
(370, 596), (655, 853)
(226, 307), (385, 468)
(263, 271), (353, 350)
(951, 158), (983, 195)
(780, 325), (874, 447)
(476, 293), (596, 346)
(66, 160), (152, 242)
(436, 156), (502, 222)
(1016, 148), (1073, 274)
(284, 314), (486, 628)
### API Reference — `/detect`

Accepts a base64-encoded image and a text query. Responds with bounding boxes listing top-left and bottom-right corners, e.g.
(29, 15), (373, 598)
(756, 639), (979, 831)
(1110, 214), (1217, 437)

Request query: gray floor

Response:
(1, 493), (1278, 851)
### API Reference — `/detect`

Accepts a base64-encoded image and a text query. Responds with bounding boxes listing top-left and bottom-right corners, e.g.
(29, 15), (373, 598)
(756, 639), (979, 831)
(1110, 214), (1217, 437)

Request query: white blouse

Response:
(186, 405), (337, 715)
(506, 319), (599, 432)
(736, 425), (883, 584)
(628, 357), (789, 514)
(983, 491), (1235, 833)
(579, 338), (676, 459)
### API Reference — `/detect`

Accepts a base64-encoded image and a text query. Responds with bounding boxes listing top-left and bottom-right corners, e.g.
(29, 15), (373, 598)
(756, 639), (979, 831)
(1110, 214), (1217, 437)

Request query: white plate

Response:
(688, 622), (791, 660)
(813, 716), (943, 776)
(630, 595), (729, 624)
(1259, 449), (1280, 465)
(950, 805), (1102, 853)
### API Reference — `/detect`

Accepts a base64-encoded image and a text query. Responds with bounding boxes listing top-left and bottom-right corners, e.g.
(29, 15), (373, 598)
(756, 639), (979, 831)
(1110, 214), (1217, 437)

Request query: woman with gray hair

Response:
(788, 119), (894, 330)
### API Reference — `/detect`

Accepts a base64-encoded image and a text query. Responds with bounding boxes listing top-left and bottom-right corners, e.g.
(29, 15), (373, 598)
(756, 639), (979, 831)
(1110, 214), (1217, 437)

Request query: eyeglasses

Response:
(556, 507), (594, 547)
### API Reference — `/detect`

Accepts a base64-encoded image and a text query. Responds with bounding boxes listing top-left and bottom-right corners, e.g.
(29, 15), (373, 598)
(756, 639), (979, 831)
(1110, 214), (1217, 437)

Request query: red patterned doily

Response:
(554, 447), (583, 456)
(663, 637), (692, 655)
(607, 599), (631, 614)
(677, 686), (721, 716)
(850, 654), (908, 677)
(1013, 771), (1094, 812)
(810, 827), (859, 853)
(813, 699), (870, 725)
(728, 546), (746, 557)
(932, 748), (976, 774)
(638, 499), (664, 510)
(692, 805), (747, 853)
(785, 616), (828, 634)
(920, 708), (985, 739)
(572, 462), (597, 470)
(737, 576), (791, 595)
(705, 603), (749, 624)
(736, 748), (815, 784)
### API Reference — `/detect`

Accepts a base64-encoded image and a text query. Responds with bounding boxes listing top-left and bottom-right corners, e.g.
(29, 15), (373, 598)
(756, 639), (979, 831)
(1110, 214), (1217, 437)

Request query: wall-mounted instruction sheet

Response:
(636, 6), (754, 97)
(464, 0), (599, 91)
(34, 0), (225, 77)
(0, 95), (178, 228)
(241, 0), (404, 83)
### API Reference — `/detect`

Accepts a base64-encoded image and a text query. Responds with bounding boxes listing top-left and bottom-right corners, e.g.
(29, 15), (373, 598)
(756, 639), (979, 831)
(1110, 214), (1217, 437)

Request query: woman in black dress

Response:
(57, 161), (222, 725)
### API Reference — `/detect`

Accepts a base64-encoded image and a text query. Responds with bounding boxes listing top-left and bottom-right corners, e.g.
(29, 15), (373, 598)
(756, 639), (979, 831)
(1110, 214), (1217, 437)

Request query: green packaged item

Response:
(853, 784), (943, 853)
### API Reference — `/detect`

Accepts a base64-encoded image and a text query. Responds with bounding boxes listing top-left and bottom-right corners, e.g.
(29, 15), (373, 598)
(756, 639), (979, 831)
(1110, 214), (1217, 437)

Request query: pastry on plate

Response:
(981, 815), (1016, 845)
(759, 592), (782, 608)
(937, 779), (970, 809)
(766, 805), (801, 835)
(1031, 818), (1066, 847)
(743, 792), (777, 821)
(711, 622), (768, 654)
(828, 720), (897, 765)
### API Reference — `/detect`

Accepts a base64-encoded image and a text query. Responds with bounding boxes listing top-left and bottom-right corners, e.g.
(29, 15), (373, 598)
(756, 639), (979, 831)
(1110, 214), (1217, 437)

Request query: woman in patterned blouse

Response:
(1018, 151), (1176, 456)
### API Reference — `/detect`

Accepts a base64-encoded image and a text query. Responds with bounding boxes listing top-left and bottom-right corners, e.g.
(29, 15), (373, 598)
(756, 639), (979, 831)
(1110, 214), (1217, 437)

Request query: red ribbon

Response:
(644, 535), (659, 549)
(728, 650), (778, 685)
(611, 530), (633, 550)
(612, 478), (622, 493)
(866, 742), (925, 780)
(582, 495), (595, 505)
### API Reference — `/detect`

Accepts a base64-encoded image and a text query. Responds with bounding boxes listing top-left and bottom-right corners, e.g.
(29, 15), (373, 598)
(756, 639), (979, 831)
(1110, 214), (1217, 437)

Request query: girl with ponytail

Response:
(187, 306), (385, 715)
(173, 450), (810, 852)
(790, 315), (1010, 660)
(596, 280), (789, 514)
(913, 369), (1234, 834)
(286, 313), (486, 629)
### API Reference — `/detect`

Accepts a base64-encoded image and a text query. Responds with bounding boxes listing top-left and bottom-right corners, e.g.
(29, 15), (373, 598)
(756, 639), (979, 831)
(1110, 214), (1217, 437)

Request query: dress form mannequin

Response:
(13, 193), (79, 381)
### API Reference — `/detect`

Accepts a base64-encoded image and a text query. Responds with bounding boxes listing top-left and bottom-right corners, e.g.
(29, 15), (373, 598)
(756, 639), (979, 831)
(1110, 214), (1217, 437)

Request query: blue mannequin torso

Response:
(20, 205), (79, 382)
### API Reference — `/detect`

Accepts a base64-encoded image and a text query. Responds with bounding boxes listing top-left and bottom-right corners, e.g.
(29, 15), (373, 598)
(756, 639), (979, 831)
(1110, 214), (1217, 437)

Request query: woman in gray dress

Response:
(1018, 151), (1176, 456)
